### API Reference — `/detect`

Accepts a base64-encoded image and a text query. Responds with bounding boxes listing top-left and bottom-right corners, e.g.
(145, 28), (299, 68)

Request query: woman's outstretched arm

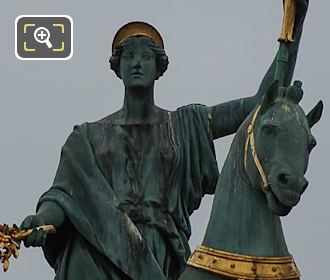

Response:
(210, 0), (309, 139)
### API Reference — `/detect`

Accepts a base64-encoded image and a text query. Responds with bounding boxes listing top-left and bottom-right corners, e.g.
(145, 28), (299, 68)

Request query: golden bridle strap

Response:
(243, 105), (270, 192)
(187, 245), (300, 280)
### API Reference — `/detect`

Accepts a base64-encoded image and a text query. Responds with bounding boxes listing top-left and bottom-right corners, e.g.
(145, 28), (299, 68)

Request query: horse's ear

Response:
(307, 101), (323, 128)
(260, 80), (279, 114)
(284, 80), (304, 104)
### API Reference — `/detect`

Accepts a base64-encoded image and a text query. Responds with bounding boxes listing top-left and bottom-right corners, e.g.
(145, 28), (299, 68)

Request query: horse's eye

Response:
(307, 138), (317, 152)
(262, 124), (278, 136)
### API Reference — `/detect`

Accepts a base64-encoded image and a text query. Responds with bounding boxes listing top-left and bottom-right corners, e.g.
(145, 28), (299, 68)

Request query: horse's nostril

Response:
(278, 173), (288, 185)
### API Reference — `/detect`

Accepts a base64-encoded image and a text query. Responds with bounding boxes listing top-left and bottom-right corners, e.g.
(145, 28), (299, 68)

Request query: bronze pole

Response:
(275, 0), (297, 86)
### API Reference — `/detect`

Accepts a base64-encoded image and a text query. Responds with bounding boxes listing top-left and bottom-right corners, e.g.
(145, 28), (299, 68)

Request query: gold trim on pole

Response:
(278, 0), (297, 43)
(187, 245), (300, 280)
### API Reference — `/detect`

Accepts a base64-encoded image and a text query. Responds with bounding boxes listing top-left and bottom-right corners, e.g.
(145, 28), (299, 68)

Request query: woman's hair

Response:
(109, 36), (169, 80)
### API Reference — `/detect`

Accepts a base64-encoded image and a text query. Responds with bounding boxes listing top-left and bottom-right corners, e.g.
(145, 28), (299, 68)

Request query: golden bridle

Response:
(243, 105), (270, 192)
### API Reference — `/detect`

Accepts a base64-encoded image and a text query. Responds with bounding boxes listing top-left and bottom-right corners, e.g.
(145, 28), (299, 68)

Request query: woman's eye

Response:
(122, 52), (133, 59)
(143, 54), (152, 60)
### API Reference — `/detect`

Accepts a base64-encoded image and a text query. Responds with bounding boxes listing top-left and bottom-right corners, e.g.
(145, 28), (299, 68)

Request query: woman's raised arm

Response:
(210, 0), (309, 139)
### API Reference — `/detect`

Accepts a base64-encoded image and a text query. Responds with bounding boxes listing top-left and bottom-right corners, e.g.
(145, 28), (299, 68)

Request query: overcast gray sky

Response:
(0, 1), (328, 279)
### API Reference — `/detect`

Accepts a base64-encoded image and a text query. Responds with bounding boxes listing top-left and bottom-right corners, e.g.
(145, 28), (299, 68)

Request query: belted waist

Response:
(119, 202), (177, 237)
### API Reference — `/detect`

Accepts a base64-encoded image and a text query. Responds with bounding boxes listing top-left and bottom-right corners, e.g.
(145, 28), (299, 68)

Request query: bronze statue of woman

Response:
(20, 1), (309, 279)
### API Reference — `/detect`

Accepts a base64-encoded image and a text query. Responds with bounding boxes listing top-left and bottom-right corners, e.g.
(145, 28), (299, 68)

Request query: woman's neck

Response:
(121, 86), (158, 123)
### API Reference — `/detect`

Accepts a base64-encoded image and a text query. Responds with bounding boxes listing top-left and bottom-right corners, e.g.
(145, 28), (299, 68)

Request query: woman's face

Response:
(120, 38), (157, 90)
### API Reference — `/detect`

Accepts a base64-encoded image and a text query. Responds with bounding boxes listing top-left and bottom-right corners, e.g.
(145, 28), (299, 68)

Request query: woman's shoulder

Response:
(93, 110), (121, 124)
(173, 104), (213, 134)
(176, 103), (208, 111)
(175, 103), (211, 118)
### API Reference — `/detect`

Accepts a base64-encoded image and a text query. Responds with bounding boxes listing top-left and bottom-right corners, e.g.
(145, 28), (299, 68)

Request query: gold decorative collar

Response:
(187, 245), (300, 280)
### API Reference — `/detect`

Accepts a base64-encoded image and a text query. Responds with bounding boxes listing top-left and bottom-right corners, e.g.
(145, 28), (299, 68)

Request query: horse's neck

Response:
(202, 128), (289, 257)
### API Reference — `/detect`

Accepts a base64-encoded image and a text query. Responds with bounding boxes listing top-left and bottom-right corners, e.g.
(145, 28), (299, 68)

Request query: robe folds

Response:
(38, 104), (219, 280)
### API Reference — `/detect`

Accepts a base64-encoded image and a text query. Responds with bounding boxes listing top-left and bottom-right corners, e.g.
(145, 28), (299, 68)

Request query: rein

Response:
(243, 105), (270, 192)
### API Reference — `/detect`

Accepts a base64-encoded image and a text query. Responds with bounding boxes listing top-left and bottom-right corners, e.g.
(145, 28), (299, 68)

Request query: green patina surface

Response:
(19, 1), (315, 279)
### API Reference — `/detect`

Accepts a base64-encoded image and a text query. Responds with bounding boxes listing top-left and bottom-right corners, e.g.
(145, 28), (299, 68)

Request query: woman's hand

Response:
(20, 214), (48, 247)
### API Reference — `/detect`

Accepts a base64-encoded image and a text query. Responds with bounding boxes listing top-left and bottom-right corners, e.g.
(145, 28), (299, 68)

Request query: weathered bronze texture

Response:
(15, 1), (314, 279)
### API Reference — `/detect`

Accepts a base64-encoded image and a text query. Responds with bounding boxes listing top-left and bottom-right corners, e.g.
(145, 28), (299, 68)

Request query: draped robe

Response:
(38, 104), (219, 280)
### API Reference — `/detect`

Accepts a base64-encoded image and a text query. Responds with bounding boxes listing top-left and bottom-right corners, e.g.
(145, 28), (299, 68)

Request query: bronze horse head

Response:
(180, 81), (323, 280)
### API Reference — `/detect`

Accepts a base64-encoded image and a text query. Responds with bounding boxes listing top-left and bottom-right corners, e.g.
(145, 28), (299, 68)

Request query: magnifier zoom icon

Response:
(34, 27), (53, 49)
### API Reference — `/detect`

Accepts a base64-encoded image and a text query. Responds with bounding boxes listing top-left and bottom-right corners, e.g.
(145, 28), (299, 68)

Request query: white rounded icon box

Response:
(15, 15), (73, 60)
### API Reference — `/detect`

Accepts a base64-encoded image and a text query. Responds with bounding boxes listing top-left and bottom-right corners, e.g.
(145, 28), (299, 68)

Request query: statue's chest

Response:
(91, 123), (176, 205)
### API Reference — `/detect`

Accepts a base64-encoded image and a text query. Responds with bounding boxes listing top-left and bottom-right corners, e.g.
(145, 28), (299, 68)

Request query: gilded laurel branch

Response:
(0, 224), (56, 272)
(0, 224), (20, 272)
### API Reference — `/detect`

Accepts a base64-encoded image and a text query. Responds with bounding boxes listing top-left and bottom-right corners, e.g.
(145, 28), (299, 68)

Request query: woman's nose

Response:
(132, 56), (141, 68)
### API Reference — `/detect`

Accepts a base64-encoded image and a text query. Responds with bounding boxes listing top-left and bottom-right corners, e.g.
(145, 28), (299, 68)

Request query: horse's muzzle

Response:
(269, 169), (309, 207)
